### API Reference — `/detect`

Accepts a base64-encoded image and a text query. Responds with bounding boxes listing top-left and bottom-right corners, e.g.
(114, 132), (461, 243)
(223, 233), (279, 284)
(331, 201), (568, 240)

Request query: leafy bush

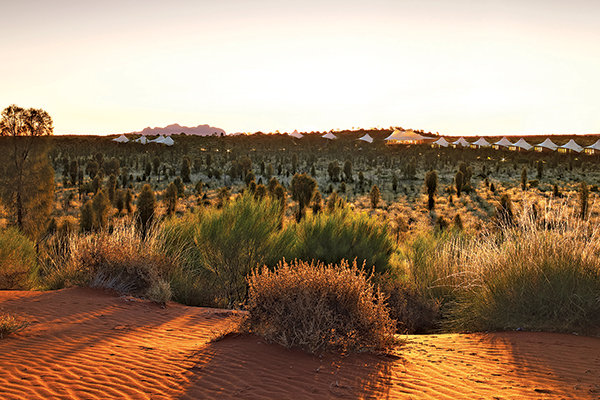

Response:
(291, 208), (394, 274)
(0, 228), (37, 289)
(246, 259), (396, 353)
(161, 194), (295, 307)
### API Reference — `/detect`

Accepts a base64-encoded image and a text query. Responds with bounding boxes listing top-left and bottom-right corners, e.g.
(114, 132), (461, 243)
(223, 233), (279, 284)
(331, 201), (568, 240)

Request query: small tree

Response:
(92, 189), (110, 230)
(79, 200), (95, 232)
(107, 174), (117, 203)
(181, 157), (191, 183)
(165, 182), (178, 216)
(290, 173), (317, 221)
(311, 190), (322, 214)
(580, 181), (589, 220)
(536, 161), (543, 180)
(424, 170), (438, 211)
(370, 185), (380, 209)
(137, 184), (156, 238)
(455, 171), (464, 197)
(392, 174), (398, 192)
(343, 160), (353, 182)
(521, 167), (527, 190)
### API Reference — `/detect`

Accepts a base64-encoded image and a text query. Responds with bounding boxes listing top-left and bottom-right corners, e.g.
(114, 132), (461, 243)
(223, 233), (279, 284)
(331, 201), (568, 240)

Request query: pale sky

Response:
(1, 0), (599, 136)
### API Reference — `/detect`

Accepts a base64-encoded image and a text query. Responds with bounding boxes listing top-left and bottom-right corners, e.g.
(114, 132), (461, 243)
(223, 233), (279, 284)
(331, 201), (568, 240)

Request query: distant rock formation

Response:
(128, 123), (226, 136)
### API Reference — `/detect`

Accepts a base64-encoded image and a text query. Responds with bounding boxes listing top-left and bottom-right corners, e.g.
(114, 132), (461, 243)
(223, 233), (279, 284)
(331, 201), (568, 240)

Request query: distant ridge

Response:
(128, 123), (226, 136)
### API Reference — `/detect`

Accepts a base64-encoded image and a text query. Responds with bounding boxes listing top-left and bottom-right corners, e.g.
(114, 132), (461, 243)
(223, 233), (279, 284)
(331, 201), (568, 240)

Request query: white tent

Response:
(534, 138), (558, 152)
(512, 138), (533, 151)
(432, 137), (449, 147)
(162, 136), (174, 146)
(112, 134), (129, 143)
(134, 135), (148, 144)
(586, 139), (600, 150)
(558, 139), (583, 153)
(150, 135), (166, 143)
(493, 137), (513, 148)
(384, 129), (427, 143)
(322, 132), (337, 140)
(288, 130), (303, 139)
(358, 134), (373, 143)
(471, 137), (491, 147)
(584, 139), (600, 155)
(452, 137), (470, 147)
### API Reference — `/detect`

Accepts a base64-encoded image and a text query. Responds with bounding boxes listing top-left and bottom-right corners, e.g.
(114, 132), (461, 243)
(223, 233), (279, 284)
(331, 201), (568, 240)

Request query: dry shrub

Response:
(41, 224), (177, 302)
(0, 313), (29, 339)
(246, 259), (396, 353)
(378, 277), (440, 334)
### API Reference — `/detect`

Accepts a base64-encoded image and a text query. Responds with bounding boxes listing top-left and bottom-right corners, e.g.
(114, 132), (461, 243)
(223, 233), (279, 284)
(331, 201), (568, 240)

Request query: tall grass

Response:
(39, 223), (176, 303)
(406, 199), (600, 333)
(0, 227), (37, 289)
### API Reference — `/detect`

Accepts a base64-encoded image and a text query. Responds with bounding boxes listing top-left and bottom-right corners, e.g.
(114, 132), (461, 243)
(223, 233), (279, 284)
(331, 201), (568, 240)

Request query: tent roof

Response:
(472, 137), (491, 147)
(384, 129), (426, 141)
(113, 134), (129, 143)
(358, 134), (373, 143)
(162, 136), (174, 146)
(585, 139), (600, 150)
(452, 137), (470, 147)
(322, 132), (337, 140)
(134, 136), (148, 144)
(433, 137), (449, 147)
(494, 137), (513, 147)
(288, 130), (303, 139)
(559, 139), (583, 152)
(513, 138), (532, 150)
(535, 138), (558, 150)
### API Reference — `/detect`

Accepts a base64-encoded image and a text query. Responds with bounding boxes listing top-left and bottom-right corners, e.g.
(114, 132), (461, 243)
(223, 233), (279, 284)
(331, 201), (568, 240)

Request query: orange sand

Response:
(0, 288), (598, 399)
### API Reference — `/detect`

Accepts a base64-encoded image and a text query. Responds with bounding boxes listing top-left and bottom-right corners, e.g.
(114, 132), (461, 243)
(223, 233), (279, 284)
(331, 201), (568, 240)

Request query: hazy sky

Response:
(1, 0), (599, 135)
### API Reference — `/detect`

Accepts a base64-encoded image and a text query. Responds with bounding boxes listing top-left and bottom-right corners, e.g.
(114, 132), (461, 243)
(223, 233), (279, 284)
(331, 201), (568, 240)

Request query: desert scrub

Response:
(40, 224), (177, 302)
(246, 259), (396, 353)
(448, 218), (600, 333)
(161, 194), (295, 307)
(376, 275), (440, 334)
(291, 208), (394, 274)
(0, 313), (28, 339)
(0, 227), (37, 289)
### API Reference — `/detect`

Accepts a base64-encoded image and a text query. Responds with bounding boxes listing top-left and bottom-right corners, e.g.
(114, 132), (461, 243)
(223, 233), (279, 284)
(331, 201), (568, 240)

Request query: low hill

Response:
(128, 123), (226, 137)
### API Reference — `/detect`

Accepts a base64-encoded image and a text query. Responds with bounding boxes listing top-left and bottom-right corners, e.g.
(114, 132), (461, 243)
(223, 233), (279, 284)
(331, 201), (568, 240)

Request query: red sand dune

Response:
(1, 288), (599, 399)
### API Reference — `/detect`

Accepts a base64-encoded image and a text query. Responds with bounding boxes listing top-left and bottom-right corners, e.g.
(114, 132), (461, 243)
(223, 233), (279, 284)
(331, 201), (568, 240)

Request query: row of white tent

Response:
(287, 128), (599, 153)
(112, 134), (174, 146)
(431, 136), (599, 153)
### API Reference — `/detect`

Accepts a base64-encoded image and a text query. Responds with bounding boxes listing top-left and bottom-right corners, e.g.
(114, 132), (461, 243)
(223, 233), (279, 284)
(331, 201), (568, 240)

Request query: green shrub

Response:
(246, 259), (396, 353)
(162, 194), (295, 307)
(0, 228), (37, 289)
(291, 208), (394, 274)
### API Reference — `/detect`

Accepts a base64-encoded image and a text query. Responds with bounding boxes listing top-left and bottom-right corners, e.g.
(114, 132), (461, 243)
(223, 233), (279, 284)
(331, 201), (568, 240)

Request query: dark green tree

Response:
(290, 173), (317, 221)
(425, 170), (438, 211)
(137, 184), (156, 238)
(370, 185), (380, 208)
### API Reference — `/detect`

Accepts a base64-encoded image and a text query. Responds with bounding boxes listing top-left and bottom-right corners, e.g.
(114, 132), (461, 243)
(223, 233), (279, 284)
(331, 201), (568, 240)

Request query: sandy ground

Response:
(0, 288), (598, 399)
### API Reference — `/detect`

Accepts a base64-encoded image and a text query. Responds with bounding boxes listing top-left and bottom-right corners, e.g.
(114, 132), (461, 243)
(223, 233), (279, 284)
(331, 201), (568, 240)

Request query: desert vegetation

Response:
(2, 108), (600, 351)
